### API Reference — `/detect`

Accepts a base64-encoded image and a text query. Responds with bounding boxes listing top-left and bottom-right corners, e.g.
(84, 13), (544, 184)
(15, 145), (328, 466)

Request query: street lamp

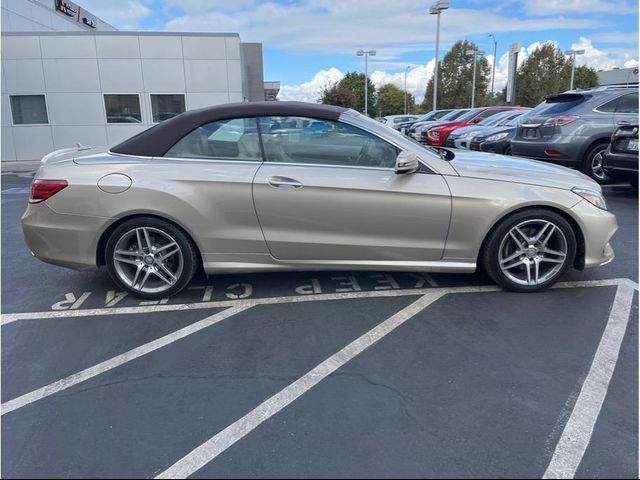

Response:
(488, 34), (497, 97)
(404, 66), (410, 114)
(429, 0), (450, 111)
(356, 49), (376, 116)
(565, 49), (585, 90)
(466, 48), (485, 108)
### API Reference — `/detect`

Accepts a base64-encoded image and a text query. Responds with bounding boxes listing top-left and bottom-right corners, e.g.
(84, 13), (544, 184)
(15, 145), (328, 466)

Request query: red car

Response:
(425, 106), (527, 147)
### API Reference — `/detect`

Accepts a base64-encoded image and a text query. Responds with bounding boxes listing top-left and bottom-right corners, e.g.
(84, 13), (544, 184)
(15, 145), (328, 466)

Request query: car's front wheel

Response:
(105, 217), (198, 299)
(482, 210), (577, 292)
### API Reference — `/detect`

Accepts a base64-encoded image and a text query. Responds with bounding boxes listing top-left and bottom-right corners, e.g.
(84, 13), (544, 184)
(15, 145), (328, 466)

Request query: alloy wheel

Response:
(591, 151), (607, 181)
(112, 227), (184, 294)
(498, 219), (568, 286)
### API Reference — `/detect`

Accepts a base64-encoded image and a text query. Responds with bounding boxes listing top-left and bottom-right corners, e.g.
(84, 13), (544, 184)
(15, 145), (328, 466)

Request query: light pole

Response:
(488, 33), (497, 98)
(404, 66), (410, 114)
(356, 49), (376, 116)
(429, 0), (450, 111)
(466, 48), (485, 108)
(565, 49), (585, 90)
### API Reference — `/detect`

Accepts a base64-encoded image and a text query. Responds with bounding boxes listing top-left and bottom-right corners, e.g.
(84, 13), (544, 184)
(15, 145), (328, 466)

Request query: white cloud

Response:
(163, 1), (604, 54)
(278, 68), (345, 103)
(78, 0), (152, 30)
(525, 0), (638, 16)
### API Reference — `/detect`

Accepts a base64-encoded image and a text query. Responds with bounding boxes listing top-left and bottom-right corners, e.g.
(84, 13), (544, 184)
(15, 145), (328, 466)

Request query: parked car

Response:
(426, 106), (527, 147)
(409, 108), (471, 141)
(511, 85), (639, 183)
(469, 111), (532, 154)
(394, 109), (453, 132)
(602, 124), (638, 189)
(23, 102), (616, 298)
(446, 110), (529, 149)
(382, 115), (420, 127)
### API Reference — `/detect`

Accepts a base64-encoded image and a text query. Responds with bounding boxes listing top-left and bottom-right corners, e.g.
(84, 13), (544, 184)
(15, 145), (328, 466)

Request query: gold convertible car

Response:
(22, 102), (617, 299)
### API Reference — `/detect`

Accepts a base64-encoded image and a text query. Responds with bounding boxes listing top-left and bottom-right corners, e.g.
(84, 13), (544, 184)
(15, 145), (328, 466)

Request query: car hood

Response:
(448, 150), (599, 191)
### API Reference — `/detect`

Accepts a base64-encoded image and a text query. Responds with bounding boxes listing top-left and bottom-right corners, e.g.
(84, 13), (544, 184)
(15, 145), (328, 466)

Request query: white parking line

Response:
(0, 304), (251, 416)
(2, 278), (634, 325)
(155, 291), (447, 479)
(543, 281), (636, 479)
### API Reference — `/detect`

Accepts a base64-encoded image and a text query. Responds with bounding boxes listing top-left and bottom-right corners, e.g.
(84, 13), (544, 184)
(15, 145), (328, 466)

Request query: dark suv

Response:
(511, 86), (639, 183)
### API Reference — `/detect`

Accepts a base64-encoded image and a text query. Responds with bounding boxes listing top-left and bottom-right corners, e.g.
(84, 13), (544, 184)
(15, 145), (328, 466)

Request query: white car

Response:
(383, 115), (419, 128)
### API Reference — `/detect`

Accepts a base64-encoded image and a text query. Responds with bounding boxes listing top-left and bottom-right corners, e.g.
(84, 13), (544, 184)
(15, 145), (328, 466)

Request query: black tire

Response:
(504, 145), (512, 156)
(583, 143), (611, 184)
(105, 217), (198, 299)
(482, 209), (577, 293)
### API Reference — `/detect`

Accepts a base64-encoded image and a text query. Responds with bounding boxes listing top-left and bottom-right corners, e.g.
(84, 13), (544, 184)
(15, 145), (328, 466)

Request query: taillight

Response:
(29, 179), (68, 204)
(544, 116), (578, 127)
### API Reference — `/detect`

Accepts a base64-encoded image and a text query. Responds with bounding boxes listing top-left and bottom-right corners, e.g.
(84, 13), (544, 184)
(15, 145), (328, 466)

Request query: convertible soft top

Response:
(110, 101), (349, 157)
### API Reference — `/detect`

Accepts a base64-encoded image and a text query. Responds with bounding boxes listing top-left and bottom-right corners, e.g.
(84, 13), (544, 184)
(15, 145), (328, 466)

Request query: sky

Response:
(80, 0), (639, 103)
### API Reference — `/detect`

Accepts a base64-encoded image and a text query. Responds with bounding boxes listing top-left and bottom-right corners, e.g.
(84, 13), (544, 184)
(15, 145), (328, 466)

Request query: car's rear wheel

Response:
(482, 210), (577, 292)
(583, 144), (611, 184)
(105, 217), (198, 299)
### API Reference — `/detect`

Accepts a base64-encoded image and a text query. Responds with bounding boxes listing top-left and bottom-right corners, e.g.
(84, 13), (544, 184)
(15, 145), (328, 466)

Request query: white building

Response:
(1, 0), (275, 161)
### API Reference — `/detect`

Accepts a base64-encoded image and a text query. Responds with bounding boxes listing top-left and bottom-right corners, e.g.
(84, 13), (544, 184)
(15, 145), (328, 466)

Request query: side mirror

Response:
(395, 151), (419, 174)
(472, 117), (482, 124)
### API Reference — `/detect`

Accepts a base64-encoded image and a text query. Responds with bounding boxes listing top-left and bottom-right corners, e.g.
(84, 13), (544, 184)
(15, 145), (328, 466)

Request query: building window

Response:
(150, 94), (186, 123)
(104, 94), (142, 123)
(9, 95), (49, 125)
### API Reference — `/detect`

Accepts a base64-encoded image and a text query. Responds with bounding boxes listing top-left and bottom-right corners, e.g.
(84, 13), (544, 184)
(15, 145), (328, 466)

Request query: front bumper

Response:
(568, 199), (618, 269)
(22, 202), (110, 271)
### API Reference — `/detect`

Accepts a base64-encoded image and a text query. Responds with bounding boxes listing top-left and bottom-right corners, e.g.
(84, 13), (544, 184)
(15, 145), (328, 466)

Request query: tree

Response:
(515, 43), (571, 106)
(377, 83), (414, 116)
(319, 81), (357, 108)
(319, 71), (377, 115)
(421, 40), (491, 110)
(573, 65), (599, 90)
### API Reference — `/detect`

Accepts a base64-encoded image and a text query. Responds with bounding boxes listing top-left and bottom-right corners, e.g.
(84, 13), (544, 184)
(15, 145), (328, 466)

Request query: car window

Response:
(258, 116), (399, 169)
(615, 92), (639, 113)
(164, 117), (262, 161)
(457, 108), (483, 121)
(530, 93), (587, 115)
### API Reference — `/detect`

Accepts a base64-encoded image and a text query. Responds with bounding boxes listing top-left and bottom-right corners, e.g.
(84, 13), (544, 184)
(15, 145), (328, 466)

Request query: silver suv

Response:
(511, 86), (639, 183)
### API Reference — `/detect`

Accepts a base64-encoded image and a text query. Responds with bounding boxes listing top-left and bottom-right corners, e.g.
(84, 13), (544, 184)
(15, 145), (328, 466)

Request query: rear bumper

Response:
(510, 137), (582, 165)
(22, 202), (109, 271)
(568, 200), (618, 269)
(602, 149), (638, 178)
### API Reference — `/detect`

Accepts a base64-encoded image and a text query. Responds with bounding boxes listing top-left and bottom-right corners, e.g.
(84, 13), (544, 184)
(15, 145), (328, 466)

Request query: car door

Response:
(252, 116), (451, 262)
(157, 117), (267, 256)
(614, 91), (639, 128)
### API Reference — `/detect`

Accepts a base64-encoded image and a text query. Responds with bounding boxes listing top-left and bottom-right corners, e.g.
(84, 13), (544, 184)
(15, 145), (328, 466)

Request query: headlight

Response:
(572, 187), (607, 210)
(485, 132), (510, 142)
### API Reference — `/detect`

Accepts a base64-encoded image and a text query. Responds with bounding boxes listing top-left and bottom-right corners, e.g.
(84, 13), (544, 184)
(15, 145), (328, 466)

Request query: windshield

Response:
(440, 109), (468, 121)
(479, 110), (513, 126)
(503, 110), (530, 126)
(528, 94), (587, 116)
(457, 108), (483, 122)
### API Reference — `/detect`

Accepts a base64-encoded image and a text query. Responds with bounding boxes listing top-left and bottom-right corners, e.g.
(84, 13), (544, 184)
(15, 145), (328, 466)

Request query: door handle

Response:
(617, 120), (631, 125)
(268, 176), (303, 189)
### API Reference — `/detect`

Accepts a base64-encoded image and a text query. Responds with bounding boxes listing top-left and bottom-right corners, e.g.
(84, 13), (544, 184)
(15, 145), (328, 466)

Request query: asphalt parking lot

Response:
(1, 167), (638, 478)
